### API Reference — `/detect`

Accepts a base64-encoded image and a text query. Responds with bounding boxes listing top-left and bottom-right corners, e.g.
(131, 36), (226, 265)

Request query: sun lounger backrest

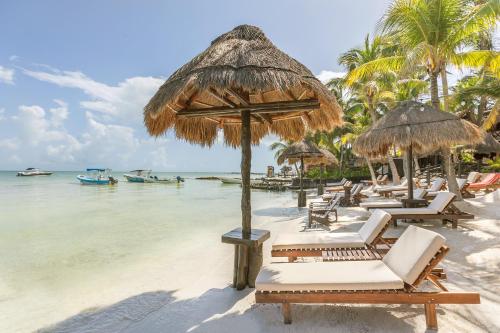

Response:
(383, 226), (446, 285)
(427, 192), (455, 212)
(429, 178), (445, 192)
(376, 175), (383, 181)
(480, 173), (498, 184)
(344, 180), (352, 187)
(358, 209), (391, 244)
(456, 178), (467, 190)
(380, 174), (388, 182)
(466, 171), (480, 183)
(351, 184), (363, 196)
(400, 179), (408, 186)
(414, 188), (427, 199)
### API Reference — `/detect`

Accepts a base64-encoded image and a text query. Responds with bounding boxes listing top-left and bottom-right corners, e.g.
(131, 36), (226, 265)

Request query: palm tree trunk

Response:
(442, 148), (463, 201)
(339, 144), (344, 176)
(440, 66), (449, 112)
(387, 152), (400, 184)
(430, 71), (440, 110)
(366, 157), (378, 186)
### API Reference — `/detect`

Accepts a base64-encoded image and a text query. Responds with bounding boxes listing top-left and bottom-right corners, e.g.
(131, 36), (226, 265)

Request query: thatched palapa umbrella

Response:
(354, 101), (483, 200)
(277, 140), (323, 205)
(144, 25), (342, 289)
(466, 132), (500, 154)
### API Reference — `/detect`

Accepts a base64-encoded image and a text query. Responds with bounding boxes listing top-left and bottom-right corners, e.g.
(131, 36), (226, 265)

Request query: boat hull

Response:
(17, 172), (53, 176)
(77, 175), (111, 185)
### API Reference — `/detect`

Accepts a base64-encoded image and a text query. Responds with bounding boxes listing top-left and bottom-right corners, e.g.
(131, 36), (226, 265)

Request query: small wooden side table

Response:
(221, 228), (270, 289)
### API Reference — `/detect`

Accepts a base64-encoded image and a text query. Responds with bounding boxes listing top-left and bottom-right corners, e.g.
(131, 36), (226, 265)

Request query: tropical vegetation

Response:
(271, 0), (500, 197)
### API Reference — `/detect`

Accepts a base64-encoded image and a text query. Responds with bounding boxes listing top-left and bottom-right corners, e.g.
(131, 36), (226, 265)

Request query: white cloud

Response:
(9, 55), (19, 61)
(0, 138), (20, 150)
(49, 99), (69, 128)
(0, 66), (15, 84)
(316, 70), (345, 84)
(23, 67), (164, 123)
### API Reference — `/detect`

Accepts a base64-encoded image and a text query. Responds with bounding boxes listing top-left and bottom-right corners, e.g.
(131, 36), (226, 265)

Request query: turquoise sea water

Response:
(0, 171), (293, 332)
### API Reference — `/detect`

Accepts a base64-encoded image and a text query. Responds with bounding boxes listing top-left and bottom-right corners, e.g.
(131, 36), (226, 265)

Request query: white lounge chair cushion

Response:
(360, 200), (403, 209)
(358, 209), (391, 244)
(256, 261), (404, 291)
(382, 207), (438, 215)
(383, 226), (445, 285)
(429, 178), (445, 192)
(272, 232), (365, 250)
(467, 172), (480, 183)
(427, 192), (455, 212)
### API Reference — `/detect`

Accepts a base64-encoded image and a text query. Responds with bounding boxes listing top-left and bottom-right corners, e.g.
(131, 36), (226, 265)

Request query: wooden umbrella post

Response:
(407, 145), (414, 200)
(318, 164), (324, 195)
(298, 156), (307, 207)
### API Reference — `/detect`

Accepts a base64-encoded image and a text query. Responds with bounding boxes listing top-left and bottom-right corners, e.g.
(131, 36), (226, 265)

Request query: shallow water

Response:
(0, 171), (293, 332)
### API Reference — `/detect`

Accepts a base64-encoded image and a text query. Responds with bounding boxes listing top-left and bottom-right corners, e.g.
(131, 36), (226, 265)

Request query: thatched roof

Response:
(466, 132), (500, 153)
(353, 101), (483, 157)
(306, 148), (339, 166)
(277, 140), (323, 165)
(144, 25), (342, 147)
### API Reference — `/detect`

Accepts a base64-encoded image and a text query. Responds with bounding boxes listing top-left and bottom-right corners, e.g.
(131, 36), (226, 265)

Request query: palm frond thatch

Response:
(144, 25), (342, 146)
(353, 101), (484, 157)
(277, 140), (323, 165)
(465, 132), (500, 153)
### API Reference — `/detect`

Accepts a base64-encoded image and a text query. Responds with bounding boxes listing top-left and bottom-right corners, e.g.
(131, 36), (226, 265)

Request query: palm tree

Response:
(269, 141), (301, 176)
(346, 0), (499, 109)
(339, 35), (402, 184)
(345, 0), (499, 199)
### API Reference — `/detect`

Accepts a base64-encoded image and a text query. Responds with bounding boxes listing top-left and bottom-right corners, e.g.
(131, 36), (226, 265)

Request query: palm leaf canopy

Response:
(144, 25), (342, 147)
(305, 148), (339, 167)
(354, 101), (483, 157)
(277, 140), (323, 165)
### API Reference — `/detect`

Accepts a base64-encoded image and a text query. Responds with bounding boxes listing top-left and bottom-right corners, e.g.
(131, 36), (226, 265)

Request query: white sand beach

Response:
(35, 190), (500, 333)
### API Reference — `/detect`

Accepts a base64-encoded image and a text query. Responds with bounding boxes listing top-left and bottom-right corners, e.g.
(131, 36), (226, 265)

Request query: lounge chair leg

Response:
(282, 303), (292, 324)
(288, 256), (297, 263)
(334, 209), (338, 222)
(424, 303), (438, 330)
(393, 219), (398, 228)
(452, 219), (458, 229)
(442, 219), (448, 226)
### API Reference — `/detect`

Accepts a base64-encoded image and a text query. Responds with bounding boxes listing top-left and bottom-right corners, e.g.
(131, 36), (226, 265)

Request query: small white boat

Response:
(219, 176), (260, 185)
(123, 170), (184, 184)
(17, 168), (53, 176)
(219, 176), (242, 184)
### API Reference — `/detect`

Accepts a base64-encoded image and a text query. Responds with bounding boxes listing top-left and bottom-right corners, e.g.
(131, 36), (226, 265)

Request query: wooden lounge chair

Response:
(308, 195), (341, 226)
(425, 178), (468, 198)
(321, 183), (359, 201)
(360, 189), (428, 210)
(467, 173), (500, 193)
(382, 192), (474, 228)
(326, 178), (348, 187)
(324, 180), (353, 193)
(256, 226), (480, 330)
(466, 171), (481, 184)
(273, 209), (392, 262)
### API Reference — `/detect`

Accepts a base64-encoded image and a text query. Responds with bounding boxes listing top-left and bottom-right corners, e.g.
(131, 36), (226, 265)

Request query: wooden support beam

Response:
(297, 90), (308, 100)
(208, 88), (236, 108)
(255, 291), (481, 304)
(226, 88), (250, 106)
(176, 99), (320, 117)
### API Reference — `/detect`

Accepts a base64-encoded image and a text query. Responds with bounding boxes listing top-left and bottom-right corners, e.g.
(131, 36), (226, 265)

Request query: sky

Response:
(0, 0), (395, 172)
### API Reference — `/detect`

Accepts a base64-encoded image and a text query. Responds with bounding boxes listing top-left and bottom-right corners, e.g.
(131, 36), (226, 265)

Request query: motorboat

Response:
(123, 170), (184, 184)
(77, 168), (118, 185)
(16, 168), (52, 176)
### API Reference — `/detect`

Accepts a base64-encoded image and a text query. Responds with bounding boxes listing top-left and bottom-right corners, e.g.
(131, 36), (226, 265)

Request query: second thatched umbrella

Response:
(277, 140), (323, 205)
(144, 25), (342, 289)
(354, 101), (483, 200)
